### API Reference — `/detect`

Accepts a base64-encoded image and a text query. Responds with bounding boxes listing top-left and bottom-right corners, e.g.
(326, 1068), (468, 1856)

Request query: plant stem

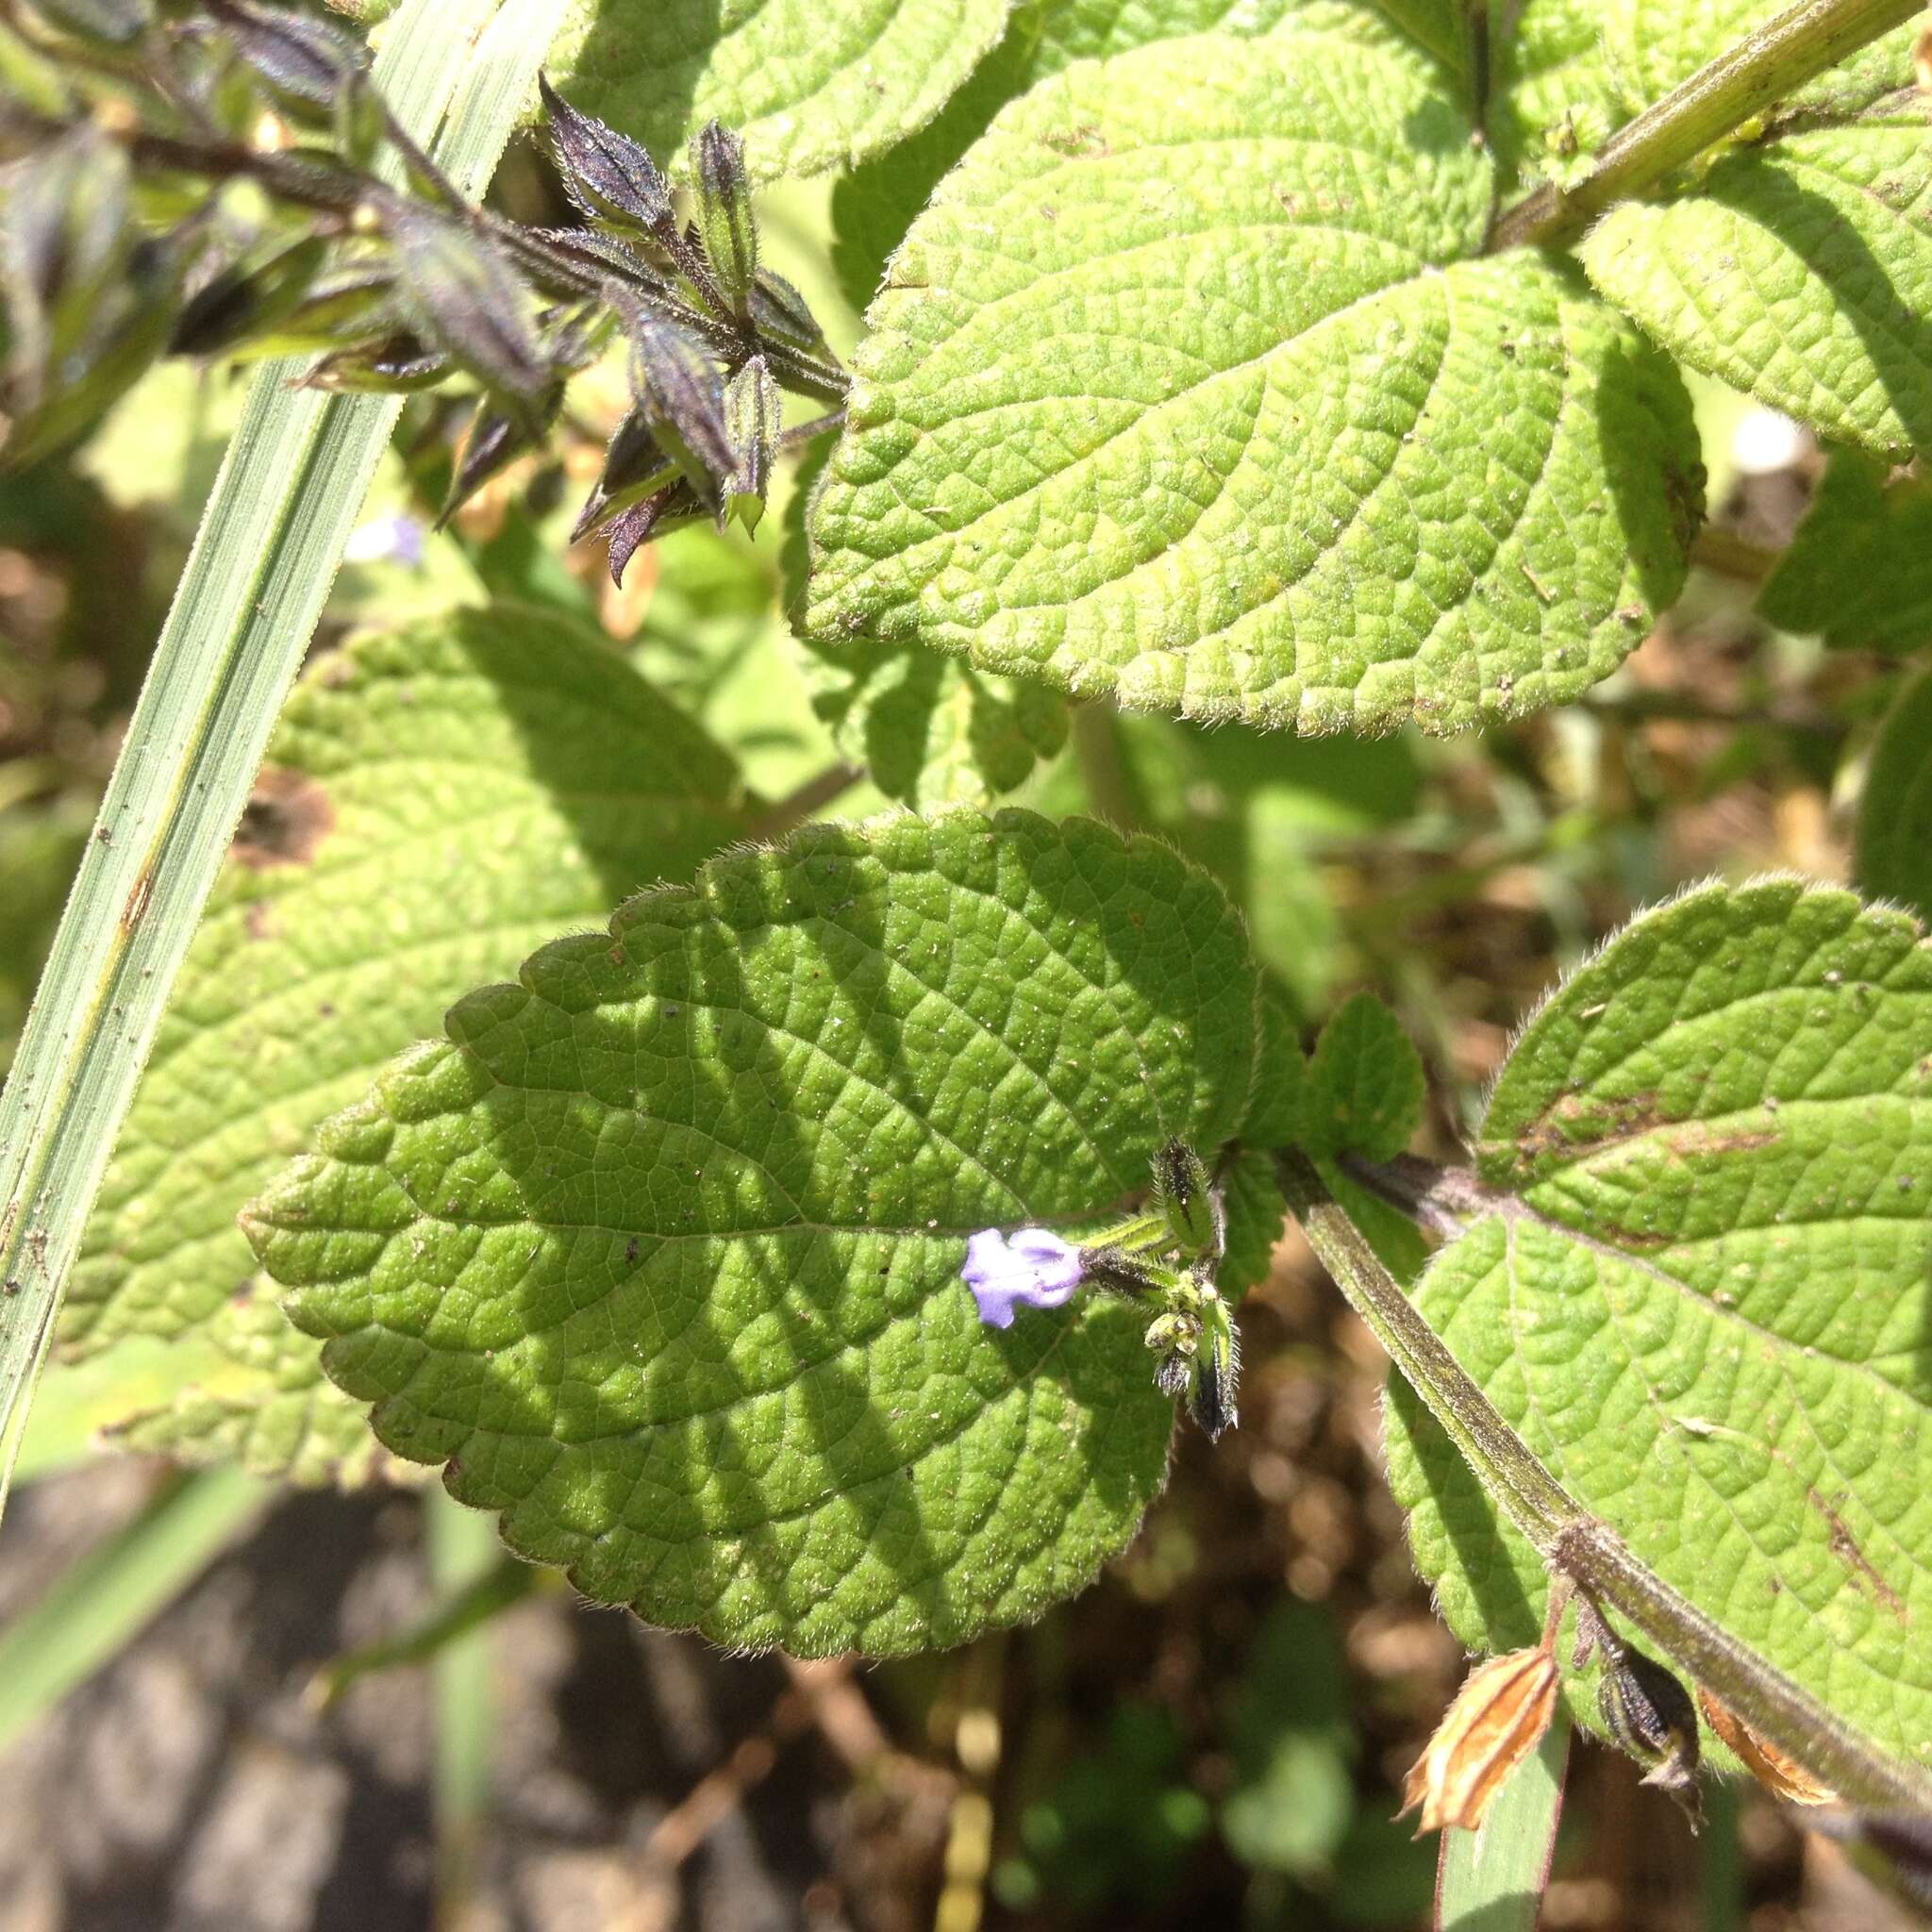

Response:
(1487, 0), (1924, 252)
(1274, 1148), (1932, 1809)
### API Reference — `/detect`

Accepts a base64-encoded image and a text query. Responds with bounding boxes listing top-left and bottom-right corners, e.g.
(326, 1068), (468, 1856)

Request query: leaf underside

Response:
(1385, 880), (1932, 1767)
(1757, 450), (1932, 652)
(70, 607), (747, 1481)
(1582, 124), (1932, 460)
(806, 24), (1698, 736)
(245, 810), (1262, 1655)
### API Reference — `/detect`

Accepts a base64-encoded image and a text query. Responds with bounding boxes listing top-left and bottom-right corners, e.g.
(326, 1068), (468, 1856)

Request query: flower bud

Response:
(28, 0), (150, 46)
(2, 125), (133, 408)
(720, 353), (775, 531)
(208, 0), (368, 108)
(1695, 1690), (1836, 1807)
(749, 266), (824, 354)
(1152, 1137), (1217, 1257)
(571, 407), (674, 542)
(169, 236), (327, 359)
(1599, 1646), (1701, 1827)
(608, 285), (733, 511)
(607, 481), (703, 585)
(1403, 1647), (1559, 1834)
(439, 382), (564, 526)
(691, 120), (758, 313)
(303, 333), (449, 393)
(393, 209), (550, 405)
(539, 76), (675, 237)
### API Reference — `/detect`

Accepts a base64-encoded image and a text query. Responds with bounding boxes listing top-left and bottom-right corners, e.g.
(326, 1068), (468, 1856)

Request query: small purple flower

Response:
(961, 1227), (1084, 1329)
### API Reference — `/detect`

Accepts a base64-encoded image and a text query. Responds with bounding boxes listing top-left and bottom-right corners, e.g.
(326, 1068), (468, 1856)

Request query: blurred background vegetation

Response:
(0, 135), (1924, 1932)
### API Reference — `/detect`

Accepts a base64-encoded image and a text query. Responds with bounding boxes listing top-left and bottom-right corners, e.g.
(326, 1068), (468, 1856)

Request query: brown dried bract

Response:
(1696, 1689), (1838, 1807)
(1402, 1646), (1559, 1834)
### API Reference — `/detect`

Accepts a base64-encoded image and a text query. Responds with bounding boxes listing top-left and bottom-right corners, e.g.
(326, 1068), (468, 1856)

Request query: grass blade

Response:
(0, 0), (563, 1523)
(0, 1468), (271, 1752)
(1435, 1707), (1571, 1932)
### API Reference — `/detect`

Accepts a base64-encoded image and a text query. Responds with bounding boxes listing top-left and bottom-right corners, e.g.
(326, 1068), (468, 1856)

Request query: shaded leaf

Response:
(244, 811), (1261, 1651)
(1305, 991), (1424, 1162)
(1757, 449), (1932, 651)
(67, 607), (748, 1481)
(1581, 120), (1932, 459)
(1857, 670), (1932, 925)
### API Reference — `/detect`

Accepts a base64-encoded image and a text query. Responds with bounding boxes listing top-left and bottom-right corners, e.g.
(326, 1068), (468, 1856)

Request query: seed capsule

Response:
(1599, 1646), (1702, 1828)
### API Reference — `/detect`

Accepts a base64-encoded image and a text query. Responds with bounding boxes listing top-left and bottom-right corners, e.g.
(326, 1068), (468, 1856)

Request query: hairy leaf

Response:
(1385, 881), (1932, 1764)
(1582, 122), (1932, 459)
(244, 811), (1261, 1654)
(1305, 991), (1424, 1162)
(1220, 1149), (1289, 1300)
(1757, 450), (1932, 651)
(69, 607), (747, 1480)
(829, 0), (1304, 316)
(1859, 671), (1932, 925)
(827, 0), (1471, 317)
(542, 0), (1009, 183)
(806, 25), (1698, 736)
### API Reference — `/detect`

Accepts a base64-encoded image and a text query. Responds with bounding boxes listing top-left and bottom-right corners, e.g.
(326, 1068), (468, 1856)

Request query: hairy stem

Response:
(1487, 0), (1924, 252)
(1274, 1148), (1932, 1808)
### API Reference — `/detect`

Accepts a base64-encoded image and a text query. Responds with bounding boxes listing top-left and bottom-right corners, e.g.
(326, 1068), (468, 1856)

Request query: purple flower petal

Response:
(960, 1227), (1084, 1328)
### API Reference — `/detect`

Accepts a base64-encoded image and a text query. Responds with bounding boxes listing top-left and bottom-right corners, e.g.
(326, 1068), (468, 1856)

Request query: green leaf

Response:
(1581, 121), (1932, 459)
(1385, 880), (1932, 1766)
(1757, 449), (1932, 651)
(1858, 670), (1932, 925)
(1435, 1707), (1570, 1932)
(785, 425), (1067, 807)
(243, 810), (1261, 1655)
(806, 25), (1698, 735)
(801, 638), (1071, 808)
(542, 0), (1009, 183)
(1242, 989), (1310, 1149)
(67, 605), (747, 1481)
(1220, 1148), (1288, 1299)
(1489, 0), (1618, 184)
(1305, 991), (1424, 1161)
(1492, 1), (1924, 185)
(829, 0), (1306, 316)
